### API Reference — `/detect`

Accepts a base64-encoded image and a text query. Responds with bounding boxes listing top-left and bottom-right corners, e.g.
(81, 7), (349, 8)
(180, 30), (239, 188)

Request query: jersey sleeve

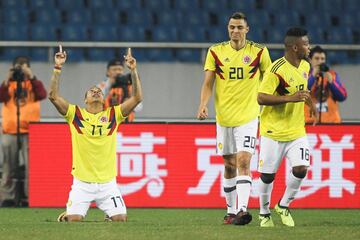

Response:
(203, 47), (216, 72)
(259, 47), (272, 73)
(259, 71), (279, 95)
(115, 104), (126, 123)
(64, 104), (76, 123)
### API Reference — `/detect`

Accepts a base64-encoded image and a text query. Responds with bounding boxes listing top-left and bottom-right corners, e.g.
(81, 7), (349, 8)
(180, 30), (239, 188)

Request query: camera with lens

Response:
(11, 66), (25, 82)
(112, 74), (132, 88)
(319, 63), (330, 72)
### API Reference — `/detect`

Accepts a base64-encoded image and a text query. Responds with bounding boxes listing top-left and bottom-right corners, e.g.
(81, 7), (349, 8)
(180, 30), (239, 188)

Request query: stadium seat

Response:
(115, 0), (142, 10)
(144, 0), (171, 10)
(64, 10), (91, 24)
(206, 28), (227, 42)
(33, 8), (62, 25)
(92, 9), (119, 25)
(118, 26), (145, 41)
(154, 10), (181, 26)
(179, 28), (206, 42)
(129, 48), (147, 62)
(87, 0), (114, 9)
(247, 28), (265, 43)
(179, 11), (209, 27)
(263, 0), (289, 11)
(29, 0), (56, 9)
(270, 50), (283, 61)
(30, 48), (50, 61)
(122, 10), (153, 27)
(1, 0), (27, 9)
(152, 27), (177, 42)
(63, 48), (84, 62)
(2, 9), (29, 24)
(90, 25), (118, 41)
(316, 0), (343, 13)
(342, 0), (359, 11)
(228, 0), (255, 11)
(176, 49), (201, 62)
(271, 11), (300, 28)
(265, 28), (284, 43)
(326, 27), (353, 44)
(326, 51), (347, 65)
(341, 11), (360, 28)
(60, 25), (89, 41)
(0, 48), (30, 61)
(87, 48), (116, 61)
(174, 0), (200, 10)
(56, 0), (86, 9)
(146, 49), (174, 62)
(249, 10), (270, 28)
(288, 0), (315, 14)
(307, 27), (325, 43)
(1, 25), (28, 41)
(30, 24), (58, 41)
(200, 0), (228, 11)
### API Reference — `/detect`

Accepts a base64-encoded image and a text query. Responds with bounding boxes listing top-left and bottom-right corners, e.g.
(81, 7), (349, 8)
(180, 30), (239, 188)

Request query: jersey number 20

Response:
(229, 67), (243, 80)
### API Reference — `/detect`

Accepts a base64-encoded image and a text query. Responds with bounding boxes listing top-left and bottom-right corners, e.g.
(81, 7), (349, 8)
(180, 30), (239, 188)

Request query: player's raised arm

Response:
(48, 45), (70, 116)
(197, 70), (215, 120)
(120, 48), (143, 117)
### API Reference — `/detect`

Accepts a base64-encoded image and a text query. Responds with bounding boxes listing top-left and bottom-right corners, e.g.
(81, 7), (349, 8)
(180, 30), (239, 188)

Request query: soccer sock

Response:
(223, 177), (237, 214)
(236, 175), (252, 212)
(279, 171), (303, 207)
(258, 178), (273, 215)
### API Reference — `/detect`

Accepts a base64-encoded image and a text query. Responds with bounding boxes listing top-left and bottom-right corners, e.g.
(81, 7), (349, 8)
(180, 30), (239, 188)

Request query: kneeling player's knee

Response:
(260, 173), (275, 184)
(110, 214), (127, 222)
(292, 166), (308, 179)
(67, 215), (83, 222)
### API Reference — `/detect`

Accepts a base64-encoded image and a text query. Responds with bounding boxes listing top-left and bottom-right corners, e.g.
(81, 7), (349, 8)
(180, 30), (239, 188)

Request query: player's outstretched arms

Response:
(121, 48), (143, 117)
(258, 90), (310, 106)
(48, 45), (70, 116)
(197, 71), (215, 120)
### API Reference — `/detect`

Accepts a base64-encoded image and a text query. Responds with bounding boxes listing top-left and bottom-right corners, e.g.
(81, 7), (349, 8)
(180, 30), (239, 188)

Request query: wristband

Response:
(54, 65), (62, 73)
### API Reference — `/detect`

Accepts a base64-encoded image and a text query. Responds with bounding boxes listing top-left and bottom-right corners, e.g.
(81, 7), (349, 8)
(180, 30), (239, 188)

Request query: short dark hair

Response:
(285, 27), (308, 38)
(309, 45), (326, 59)
(13, 56), (30, 67)
(284, 27), (308, 46)
(107, 58), (124, 69)
(228, 12), (247, 24)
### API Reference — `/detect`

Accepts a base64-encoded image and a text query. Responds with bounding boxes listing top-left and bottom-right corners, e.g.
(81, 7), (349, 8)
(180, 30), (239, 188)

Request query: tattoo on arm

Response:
(131, 69), (139, 97)
(49, 71), (61, 99)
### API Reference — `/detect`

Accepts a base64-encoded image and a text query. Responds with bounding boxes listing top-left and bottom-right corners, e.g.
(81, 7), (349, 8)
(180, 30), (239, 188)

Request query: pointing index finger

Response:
(127, 48), (132, 57)
(59, 45), (63, 53)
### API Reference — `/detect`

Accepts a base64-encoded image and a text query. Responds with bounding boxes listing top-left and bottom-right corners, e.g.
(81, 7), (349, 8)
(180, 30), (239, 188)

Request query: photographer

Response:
(305, 46), (347, 123)
(0, 56), (47, 206)
(98, 59), (142, 122)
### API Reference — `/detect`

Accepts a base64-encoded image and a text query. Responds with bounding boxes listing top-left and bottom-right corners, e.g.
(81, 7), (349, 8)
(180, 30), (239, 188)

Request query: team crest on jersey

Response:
(100, 116), (108, 123)
(218, 142), (223, 150)
(243, 55), (251, 64)
(303, 72), (308, 79)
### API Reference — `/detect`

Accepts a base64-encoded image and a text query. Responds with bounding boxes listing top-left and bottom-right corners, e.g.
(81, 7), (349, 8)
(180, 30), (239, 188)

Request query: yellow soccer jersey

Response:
(204, 40), (272, 127)
(259, 57), (311, 141)
(64, 104), (125, 183)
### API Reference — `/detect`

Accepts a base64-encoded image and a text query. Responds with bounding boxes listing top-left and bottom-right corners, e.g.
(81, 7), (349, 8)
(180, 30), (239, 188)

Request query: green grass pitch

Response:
(0, 208), (360, 240)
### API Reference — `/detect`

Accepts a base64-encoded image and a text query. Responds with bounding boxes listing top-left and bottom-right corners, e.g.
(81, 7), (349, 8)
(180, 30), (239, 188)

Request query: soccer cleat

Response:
(223, 213), (236, 224)
(104, 215), (113, 222)
(57, 211), (68, 222)
(274, 204), (295, 227)
(259, 214), (274, 227)
(232, 211), (252, 225)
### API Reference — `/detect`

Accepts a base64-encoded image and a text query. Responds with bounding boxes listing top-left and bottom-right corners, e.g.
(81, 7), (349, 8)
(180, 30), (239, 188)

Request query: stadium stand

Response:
(0, 0), (359, 63)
